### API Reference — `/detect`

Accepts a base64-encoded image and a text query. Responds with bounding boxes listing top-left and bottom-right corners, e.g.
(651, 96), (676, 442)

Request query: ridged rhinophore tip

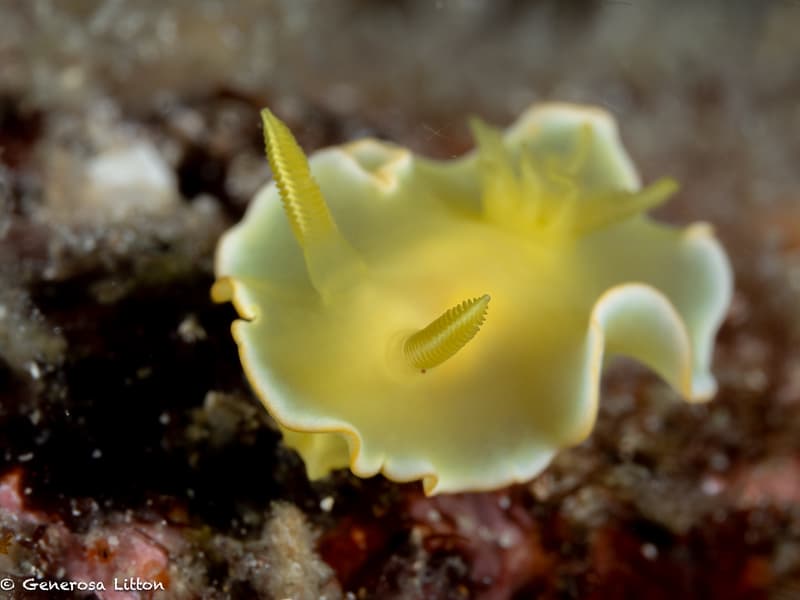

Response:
(261, 108), (367, 298)
(260, 108), (335, 247)
(404, 294), (491, 370)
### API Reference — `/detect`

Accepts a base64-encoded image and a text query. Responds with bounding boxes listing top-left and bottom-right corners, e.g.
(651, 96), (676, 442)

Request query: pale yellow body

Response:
(214, 104), (732, 494)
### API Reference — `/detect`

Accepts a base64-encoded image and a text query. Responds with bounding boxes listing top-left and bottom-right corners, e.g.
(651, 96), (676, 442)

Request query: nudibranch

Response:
(213, 103), (732, 495)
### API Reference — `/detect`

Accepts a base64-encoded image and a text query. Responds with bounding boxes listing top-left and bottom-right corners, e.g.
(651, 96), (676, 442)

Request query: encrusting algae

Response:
(213, 103), (732, 494)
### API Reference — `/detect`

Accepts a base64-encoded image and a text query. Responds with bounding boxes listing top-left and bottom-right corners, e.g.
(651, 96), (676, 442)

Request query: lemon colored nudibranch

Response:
(213, 103), (732, 495)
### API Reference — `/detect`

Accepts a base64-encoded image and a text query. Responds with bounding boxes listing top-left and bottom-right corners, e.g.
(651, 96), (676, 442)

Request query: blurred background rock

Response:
(0, 1), (799, 598)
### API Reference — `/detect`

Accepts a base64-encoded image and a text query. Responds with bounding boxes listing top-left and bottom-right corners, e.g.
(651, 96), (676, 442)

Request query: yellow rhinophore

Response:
(214, 103), (732, 495)
(403, 295), (491, 371)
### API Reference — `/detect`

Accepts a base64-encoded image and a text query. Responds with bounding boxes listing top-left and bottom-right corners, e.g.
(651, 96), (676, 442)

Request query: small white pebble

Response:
(87, 143), (176, 211)
(27, 362), (41, 380)
(107, 535), (119, 548)
(427, 508), (442, 523)
(320, 496), (335, 512)
(701, 475), (725, 496)
(497, 531), (516, 549)
(178, 314), (207, 343)
(159, 412), (171, 425)
(18, 452), (33, 462)
(641, 543), (658, 560)
(91, 449), (102, 459)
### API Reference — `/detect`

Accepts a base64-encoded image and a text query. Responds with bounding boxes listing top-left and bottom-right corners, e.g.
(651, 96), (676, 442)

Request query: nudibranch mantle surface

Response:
(214, 103), (732, 495)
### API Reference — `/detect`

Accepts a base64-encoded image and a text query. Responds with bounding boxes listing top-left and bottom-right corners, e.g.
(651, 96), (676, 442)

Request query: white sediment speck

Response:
(27, 362), (41, 380)
(641, 543), (659, 560)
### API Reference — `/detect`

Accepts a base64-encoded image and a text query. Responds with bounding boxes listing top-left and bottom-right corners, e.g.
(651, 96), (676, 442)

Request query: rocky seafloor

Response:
(1, 1), (799, 598)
